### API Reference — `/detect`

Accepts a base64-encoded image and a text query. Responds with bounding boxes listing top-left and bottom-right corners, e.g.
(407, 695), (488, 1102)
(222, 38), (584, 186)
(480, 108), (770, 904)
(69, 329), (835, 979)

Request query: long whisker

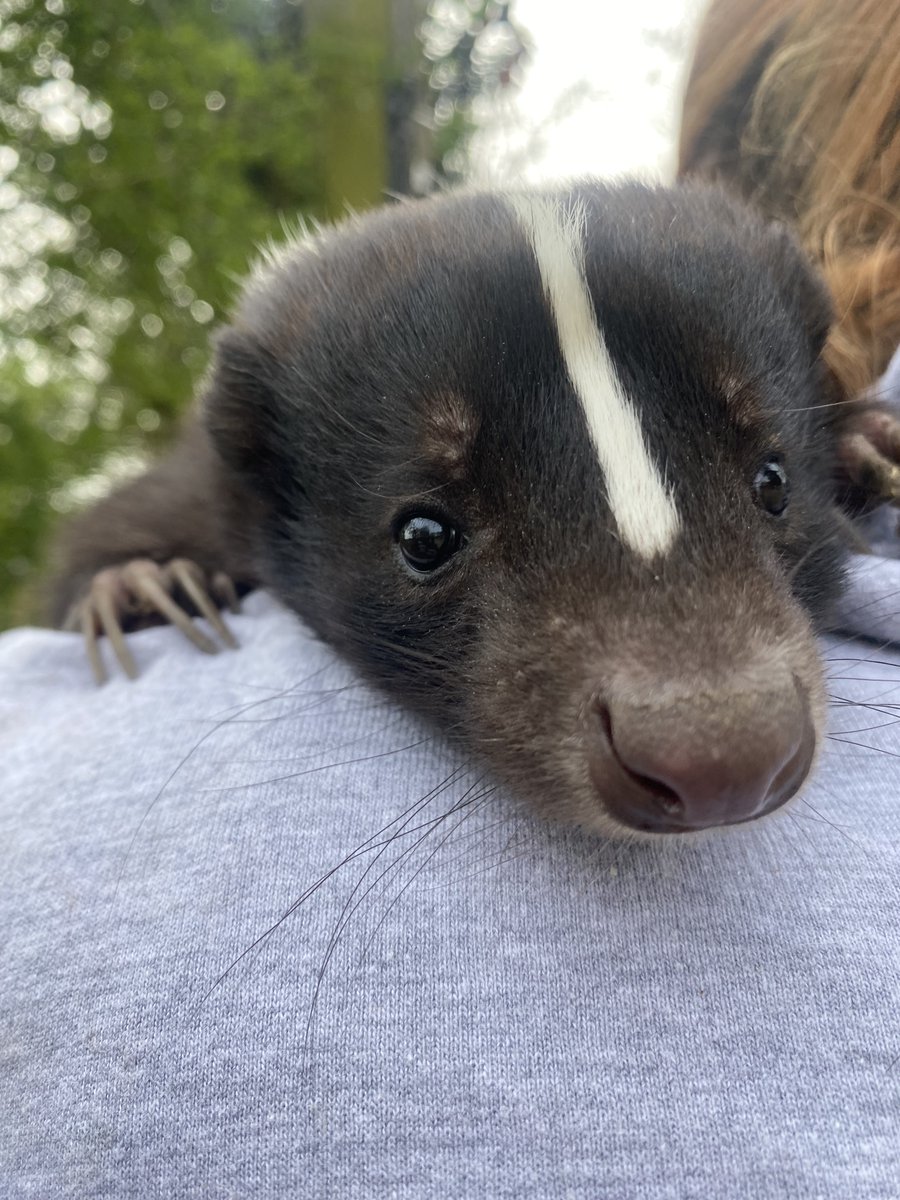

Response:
(112, 663), (337, 903)
(301, 772), (491, 1055)
(194, 764), (473, 1009)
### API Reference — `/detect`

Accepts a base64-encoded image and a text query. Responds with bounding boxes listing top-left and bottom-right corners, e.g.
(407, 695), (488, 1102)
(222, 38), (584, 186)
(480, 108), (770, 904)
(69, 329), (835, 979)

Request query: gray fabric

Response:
(840, 554), (900, 644)
(2, 589), (900, 1200)
(838, 343), (900, 643)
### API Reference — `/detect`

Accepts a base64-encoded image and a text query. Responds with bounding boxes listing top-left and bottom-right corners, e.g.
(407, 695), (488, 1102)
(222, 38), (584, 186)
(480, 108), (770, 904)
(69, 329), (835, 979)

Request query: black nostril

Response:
(645, 781), (683, 817)
(591, 698), (685, 819)
(592, 697), (613, 742)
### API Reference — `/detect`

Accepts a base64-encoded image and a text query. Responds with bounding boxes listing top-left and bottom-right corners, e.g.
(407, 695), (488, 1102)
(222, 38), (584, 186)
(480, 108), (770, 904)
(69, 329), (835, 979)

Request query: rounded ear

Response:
(201, 325), (304, 505)
(762, 222), (833, 357)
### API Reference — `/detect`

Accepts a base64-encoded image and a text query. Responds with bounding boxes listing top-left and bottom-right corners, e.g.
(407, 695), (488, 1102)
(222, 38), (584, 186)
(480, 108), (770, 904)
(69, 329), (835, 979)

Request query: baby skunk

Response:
(50, 182), (899, 836)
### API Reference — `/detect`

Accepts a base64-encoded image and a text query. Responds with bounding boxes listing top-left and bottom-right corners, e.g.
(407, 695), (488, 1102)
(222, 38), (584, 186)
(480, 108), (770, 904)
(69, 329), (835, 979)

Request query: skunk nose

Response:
(588, 680), (816, 833)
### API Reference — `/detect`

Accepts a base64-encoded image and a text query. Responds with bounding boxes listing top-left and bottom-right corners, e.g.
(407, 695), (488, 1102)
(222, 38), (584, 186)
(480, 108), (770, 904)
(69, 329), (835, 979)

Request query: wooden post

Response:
(306, 0), (425, 215)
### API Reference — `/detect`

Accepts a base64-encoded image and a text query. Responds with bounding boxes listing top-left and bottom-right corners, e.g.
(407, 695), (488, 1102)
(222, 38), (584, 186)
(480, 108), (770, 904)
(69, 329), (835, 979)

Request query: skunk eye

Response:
(397, 515), (462, 573)
(753, 459), (790, 516)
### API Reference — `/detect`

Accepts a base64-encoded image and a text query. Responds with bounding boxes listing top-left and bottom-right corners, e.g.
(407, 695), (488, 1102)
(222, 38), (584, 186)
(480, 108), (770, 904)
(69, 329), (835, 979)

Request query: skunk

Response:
(51, 183), (900, 834)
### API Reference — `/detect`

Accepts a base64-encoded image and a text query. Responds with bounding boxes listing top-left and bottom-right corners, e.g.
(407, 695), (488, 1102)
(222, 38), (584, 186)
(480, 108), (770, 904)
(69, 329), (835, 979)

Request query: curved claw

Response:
(170, 560), (239, 649)
(95, 588), (139, 679)
(122, 562), (220, 655)
(840, 431), (900, 505)
(211, 571), (242, 615)
(80, 604), (108, 686)
(67, 557), (244, 684)
(837, 406), (900, 508)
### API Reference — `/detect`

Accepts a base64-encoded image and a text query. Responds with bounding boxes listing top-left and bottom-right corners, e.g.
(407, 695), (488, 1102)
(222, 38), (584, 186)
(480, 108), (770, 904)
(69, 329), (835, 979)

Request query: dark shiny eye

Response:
(753, 458), (790, 516)
(397, 515), (462, 573)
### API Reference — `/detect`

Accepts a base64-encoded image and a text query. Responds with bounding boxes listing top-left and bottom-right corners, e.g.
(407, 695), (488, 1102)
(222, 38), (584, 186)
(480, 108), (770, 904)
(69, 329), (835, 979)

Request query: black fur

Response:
(52, 182), (850, 834)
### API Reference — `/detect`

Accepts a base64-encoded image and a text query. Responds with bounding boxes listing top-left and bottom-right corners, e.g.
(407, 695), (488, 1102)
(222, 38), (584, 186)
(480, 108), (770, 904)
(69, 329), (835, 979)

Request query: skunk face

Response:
(207, 183), (845, 835)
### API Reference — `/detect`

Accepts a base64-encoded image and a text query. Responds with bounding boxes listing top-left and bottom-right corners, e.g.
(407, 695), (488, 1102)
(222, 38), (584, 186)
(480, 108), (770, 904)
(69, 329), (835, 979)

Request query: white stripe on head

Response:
(508, 194), (680, 559)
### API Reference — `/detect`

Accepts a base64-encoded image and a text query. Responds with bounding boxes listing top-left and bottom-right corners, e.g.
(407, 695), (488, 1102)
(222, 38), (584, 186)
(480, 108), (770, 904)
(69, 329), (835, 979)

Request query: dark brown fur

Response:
(50, 182), (866, 835)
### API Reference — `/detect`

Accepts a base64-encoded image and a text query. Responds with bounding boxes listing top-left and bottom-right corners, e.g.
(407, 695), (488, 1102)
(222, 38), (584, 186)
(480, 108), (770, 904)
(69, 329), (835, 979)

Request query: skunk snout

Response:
(587, 673), (817, 834)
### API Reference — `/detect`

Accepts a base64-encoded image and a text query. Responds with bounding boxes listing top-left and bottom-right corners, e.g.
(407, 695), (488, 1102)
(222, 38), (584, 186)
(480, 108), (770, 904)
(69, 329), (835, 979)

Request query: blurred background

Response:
(0, 0), (700, 628)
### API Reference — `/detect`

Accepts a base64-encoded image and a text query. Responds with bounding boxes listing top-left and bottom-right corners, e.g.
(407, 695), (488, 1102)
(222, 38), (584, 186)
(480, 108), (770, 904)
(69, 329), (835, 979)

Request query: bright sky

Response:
(469, 0), (705, 186)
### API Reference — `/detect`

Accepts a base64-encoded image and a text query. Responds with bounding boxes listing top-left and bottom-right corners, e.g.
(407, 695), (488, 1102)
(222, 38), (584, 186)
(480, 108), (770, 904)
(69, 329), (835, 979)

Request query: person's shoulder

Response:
(0, 589), (341, 710)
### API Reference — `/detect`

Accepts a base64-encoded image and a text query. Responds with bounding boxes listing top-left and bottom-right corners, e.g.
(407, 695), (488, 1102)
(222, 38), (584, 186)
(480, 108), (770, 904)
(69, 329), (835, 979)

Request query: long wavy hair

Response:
(678, 0), (900, 399)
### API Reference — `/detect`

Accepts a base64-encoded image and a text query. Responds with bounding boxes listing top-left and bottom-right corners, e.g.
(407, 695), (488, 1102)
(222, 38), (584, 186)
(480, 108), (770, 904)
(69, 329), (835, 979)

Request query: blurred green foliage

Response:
(423, 1), (525, 179)
(0, 0), (335, 627)
(0, 0), (523, 628)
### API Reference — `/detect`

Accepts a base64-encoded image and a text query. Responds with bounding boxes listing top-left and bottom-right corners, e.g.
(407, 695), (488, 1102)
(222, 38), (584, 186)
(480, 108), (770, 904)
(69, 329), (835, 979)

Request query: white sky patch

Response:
(508, 194), (680, 559)
(469, 0), (705, 187)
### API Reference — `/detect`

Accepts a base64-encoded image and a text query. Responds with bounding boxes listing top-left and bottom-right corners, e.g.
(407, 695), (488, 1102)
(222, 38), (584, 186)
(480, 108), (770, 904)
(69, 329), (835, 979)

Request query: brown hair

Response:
(678, 0), (900, 399)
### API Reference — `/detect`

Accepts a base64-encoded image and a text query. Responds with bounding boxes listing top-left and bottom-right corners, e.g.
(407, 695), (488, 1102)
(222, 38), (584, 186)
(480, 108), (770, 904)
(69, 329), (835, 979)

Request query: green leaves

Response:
(0, 0), (506, 626)
(0, 0), (332, 625)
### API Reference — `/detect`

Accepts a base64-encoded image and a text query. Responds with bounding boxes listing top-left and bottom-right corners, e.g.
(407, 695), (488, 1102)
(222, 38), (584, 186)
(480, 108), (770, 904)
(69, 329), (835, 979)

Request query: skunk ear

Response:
(202, 325), (301, 504)
(762, 222), (833, 357)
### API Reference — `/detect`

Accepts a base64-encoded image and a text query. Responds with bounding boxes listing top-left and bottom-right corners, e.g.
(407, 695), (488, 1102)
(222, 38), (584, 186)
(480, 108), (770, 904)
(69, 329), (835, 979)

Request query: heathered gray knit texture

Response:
(2, 582), (899, 1200)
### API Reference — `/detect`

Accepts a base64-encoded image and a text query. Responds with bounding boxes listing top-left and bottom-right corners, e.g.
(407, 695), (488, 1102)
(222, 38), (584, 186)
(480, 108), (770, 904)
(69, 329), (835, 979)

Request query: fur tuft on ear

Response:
(202, 325), (304, 505)
(762, 221), (834, 358)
